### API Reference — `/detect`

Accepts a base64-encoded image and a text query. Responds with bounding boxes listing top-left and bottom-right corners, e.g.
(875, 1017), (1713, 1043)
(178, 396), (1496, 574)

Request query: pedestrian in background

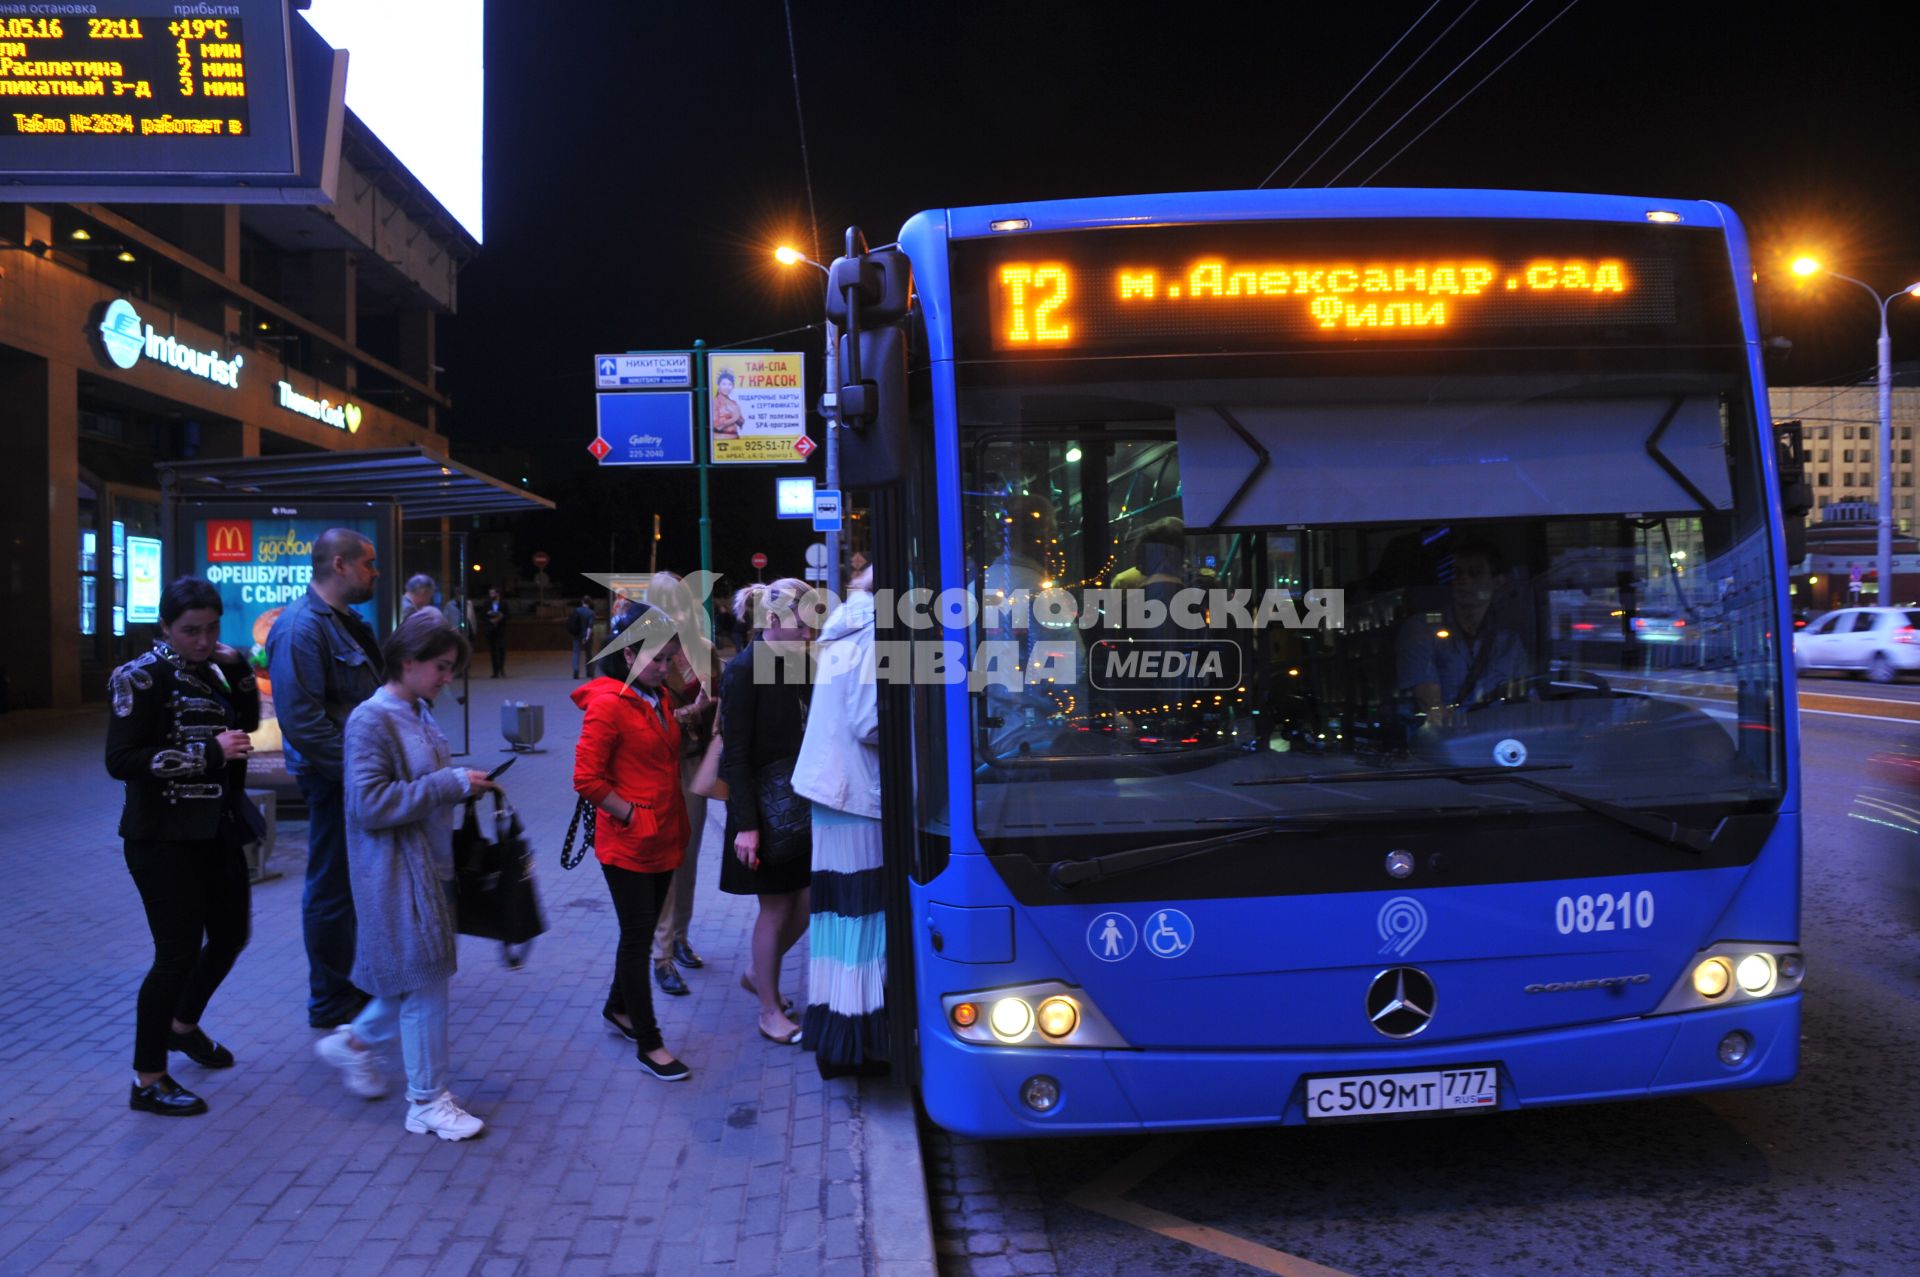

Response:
(794, 564), (888, 1077)
(567, 595), (597, 680)
(719, 579), (814, 1046)
(266, 528), (383, 1029)
(572, 604), (693, 1081)
(314, 615), (500, 1141)
(108, 577), (264, 1116)
(484, 586), (508, 678)
(645, 571), (720, 997)
(399, 574), (437, 624)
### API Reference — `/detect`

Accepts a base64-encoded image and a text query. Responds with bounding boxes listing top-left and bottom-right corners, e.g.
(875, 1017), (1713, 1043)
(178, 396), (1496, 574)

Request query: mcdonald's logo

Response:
(206, 520), (252, 563)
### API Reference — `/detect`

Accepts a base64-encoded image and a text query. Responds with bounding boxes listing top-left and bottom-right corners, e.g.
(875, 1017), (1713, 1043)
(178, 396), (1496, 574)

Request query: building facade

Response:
(1770, 384), (1920, 529)
(1, 117), (476, 710)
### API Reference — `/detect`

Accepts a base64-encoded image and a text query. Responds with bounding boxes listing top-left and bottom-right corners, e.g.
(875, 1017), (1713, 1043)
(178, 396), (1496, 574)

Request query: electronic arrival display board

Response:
(954, 220), (1742, 360)
(0, 0), (296, 180)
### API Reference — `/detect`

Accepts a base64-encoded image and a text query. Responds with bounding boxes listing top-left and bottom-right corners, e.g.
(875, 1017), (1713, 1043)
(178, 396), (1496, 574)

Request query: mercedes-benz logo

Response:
(1366, 967), (1436, 1038)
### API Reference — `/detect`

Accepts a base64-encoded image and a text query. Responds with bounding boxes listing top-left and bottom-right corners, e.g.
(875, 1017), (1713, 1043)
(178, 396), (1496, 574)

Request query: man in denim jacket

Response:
(267, 529), (385, 1027)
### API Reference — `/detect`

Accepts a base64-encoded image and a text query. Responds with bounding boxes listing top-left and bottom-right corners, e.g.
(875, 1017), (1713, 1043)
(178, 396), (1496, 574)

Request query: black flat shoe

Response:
(654, 963), (690, 997)
(130, 1075), (208, 1116)
(602, 1009), (639, 1042)
(169, 1027), (234, 1069)
(636, 1053), (690, 1082)
(672, 940), (705, 970)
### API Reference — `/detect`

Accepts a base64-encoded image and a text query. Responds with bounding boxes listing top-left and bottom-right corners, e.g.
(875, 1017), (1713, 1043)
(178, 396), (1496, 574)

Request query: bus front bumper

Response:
(918, 995), (1799, 1138)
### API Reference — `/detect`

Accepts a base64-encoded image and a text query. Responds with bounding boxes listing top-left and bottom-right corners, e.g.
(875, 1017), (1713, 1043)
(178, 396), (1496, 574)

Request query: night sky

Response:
(448, 1), (1920, 588)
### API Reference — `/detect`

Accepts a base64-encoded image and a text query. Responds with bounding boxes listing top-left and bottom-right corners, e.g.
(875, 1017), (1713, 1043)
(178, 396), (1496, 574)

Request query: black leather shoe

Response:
(602, 1009), (639, 1042)
(672, 940), (705, 970)
(130, 1075), (208, 1116)
(654, 963), (690, 996)
(169, 1027), (234, 1069)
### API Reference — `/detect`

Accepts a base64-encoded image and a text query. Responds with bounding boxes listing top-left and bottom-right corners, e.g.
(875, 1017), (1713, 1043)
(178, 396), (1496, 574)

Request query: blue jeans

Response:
(296, 772), (361, 1025)
(350, 974), (451, 1103)
(572, 637), (590, 678)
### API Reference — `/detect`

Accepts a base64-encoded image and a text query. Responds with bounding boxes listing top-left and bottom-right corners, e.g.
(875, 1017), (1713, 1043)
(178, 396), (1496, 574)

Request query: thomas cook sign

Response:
(93, 298), (244, 389)
(276, 380), (363, 433)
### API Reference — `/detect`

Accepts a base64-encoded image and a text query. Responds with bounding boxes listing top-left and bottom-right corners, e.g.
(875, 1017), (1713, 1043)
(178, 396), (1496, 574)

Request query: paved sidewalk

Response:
(0, 652), (933, 1276)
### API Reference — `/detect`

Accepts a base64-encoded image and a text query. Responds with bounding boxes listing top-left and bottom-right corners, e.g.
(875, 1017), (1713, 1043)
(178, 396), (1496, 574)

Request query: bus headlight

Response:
(990, 998), (1034, 1043)
(942, 981), (1130, 1049)
(1037, 997), (1079, 1039)
(1735, 953), (1777, 996)
(1656, 944), (1805, 1015)
(1692, 957), (1732, 999)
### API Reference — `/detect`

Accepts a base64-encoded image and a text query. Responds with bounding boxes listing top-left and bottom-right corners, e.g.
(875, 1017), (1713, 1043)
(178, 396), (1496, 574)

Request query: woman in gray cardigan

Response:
(313, 616), (500, 1141)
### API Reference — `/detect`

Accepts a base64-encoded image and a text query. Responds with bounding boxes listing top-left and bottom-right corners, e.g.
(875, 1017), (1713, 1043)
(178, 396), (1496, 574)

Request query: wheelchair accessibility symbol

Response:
(1143, 908), (1195, 959)
(1086, 912), (1137, 962)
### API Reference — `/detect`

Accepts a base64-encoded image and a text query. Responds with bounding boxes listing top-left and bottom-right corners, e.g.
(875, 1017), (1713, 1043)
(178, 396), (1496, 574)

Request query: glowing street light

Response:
(1791, 254), (1920, 601)
(775, 243), (841, 595)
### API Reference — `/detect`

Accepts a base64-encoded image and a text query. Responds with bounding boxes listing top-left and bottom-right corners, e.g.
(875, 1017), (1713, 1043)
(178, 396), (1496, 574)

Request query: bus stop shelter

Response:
(156, 444), (556, 762)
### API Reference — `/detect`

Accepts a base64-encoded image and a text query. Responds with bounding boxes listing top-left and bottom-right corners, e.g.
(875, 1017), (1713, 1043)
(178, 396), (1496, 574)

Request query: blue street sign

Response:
(812, 488), (843, 533)
(594, 353), (693, 389)
(595, 393), (696, 466)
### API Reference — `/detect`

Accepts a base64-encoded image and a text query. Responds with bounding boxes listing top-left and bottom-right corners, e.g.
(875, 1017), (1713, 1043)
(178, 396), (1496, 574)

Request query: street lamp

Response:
(1791, 255), (1920, 602)
(775, 244), (842, 597)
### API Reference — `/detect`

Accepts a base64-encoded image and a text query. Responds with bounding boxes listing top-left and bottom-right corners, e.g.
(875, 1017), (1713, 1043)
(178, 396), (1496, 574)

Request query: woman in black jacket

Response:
(718, 579), (814, 1045)
(106, 577), (264, 1116)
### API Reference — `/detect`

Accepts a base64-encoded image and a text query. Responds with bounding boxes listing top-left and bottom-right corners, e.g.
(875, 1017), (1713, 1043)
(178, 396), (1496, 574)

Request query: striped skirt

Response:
(801, 802), (889, 1078)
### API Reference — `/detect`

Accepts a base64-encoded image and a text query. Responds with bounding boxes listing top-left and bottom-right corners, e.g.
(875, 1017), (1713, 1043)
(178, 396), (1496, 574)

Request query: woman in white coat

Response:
(791, 567), (887, 1077)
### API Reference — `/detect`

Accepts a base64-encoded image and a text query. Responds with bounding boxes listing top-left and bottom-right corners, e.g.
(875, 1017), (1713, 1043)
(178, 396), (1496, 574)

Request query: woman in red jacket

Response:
(572, 604), (693, 1080)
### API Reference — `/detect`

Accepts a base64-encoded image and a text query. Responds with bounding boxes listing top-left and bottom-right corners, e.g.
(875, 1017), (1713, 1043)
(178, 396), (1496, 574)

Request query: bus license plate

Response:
(1304, 1067), (1499, 1121)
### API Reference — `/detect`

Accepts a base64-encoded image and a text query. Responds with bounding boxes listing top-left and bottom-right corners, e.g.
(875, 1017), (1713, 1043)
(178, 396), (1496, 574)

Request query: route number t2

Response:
(1000, 263), (1072, 344)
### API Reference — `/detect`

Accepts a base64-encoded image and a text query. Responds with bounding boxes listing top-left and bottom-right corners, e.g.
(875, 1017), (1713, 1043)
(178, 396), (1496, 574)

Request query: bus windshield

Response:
(955, 363), (1785, 855)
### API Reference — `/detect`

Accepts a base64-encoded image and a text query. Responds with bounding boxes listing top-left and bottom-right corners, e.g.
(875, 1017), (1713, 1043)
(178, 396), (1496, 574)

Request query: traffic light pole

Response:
(693, 339), (714, 630)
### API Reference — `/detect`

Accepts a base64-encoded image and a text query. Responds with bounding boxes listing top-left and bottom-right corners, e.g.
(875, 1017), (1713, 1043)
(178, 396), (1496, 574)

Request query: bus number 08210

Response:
(1555, 890), (1654, 934)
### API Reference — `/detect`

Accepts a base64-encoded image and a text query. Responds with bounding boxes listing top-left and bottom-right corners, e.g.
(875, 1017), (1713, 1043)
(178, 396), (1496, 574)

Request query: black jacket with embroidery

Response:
(105, 641), (265, 843)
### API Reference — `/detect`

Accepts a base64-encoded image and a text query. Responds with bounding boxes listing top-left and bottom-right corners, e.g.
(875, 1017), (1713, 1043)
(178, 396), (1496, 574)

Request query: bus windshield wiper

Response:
(1236, 762), (1715, 852)
(1455, 771), (1717, 853)
(1049, 816), (1328, 889)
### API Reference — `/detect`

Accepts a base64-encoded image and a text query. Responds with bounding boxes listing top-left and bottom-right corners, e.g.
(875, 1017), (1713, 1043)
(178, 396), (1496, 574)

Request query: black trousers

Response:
(125, 836), (252, 1073)
(601, 863), (673, 1053)
(488, 629), (507, 676)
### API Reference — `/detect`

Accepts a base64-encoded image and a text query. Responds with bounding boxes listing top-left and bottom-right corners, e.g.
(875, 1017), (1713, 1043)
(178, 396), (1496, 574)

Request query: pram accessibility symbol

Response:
(1087, 912), (1137, 962)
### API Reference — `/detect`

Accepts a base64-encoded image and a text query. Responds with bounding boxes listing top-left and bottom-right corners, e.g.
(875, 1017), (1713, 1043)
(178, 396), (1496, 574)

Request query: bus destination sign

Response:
(0, 0), (296, 180)
(962, 220), (1735, 358)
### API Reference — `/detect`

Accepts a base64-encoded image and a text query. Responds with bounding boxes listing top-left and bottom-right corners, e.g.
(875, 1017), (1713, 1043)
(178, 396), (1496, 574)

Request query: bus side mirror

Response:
(827, 248), (911, 326)
(838, 325), (909, 489)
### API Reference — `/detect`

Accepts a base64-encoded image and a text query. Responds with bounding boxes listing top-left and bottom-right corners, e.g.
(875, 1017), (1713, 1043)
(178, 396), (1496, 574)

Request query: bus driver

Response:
(1395, 542), (1531, 727)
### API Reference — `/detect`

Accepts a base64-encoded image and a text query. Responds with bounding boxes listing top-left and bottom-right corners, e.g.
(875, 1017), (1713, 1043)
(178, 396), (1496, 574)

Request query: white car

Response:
(1793, 607), (1920, 683)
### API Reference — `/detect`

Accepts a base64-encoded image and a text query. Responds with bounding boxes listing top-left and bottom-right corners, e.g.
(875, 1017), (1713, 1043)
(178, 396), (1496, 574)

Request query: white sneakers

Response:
(314, 1027), (389, 1099)
(315, 1028), (484, 1140)
(405, 1093), (485, 1141)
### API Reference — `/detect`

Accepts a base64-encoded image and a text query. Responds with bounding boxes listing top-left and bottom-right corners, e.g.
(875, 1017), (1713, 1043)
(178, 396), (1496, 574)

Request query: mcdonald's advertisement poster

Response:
(191, 516), (379, 785)
(707, 351), (812, 464)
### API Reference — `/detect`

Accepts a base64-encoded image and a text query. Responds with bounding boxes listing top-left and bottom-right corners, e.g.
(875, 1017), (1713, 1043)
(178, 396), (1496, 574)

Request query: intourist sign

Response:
(276, 381), (363, 433)
(95, 298), (244, 388)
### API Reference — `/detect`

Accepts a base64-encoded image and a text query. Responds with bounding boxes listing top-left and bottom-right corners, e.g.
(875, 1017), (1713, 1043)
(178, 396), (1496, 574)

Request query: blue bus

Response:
(830, 189), (1800, 1137)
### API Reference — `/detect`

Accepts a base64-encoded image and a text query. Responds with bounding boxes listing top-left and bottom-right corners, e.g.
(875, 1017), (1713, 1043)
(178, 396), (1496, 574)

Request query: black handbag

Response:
(753, 756), (812, 867)
(455, 792), (548, 947)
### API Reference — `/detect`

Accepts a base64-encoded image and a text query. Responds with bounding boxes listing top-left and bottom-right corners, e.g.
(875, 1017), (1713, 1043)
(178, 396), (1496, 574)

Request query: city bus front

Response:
(898, 192), (1799, 1137)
